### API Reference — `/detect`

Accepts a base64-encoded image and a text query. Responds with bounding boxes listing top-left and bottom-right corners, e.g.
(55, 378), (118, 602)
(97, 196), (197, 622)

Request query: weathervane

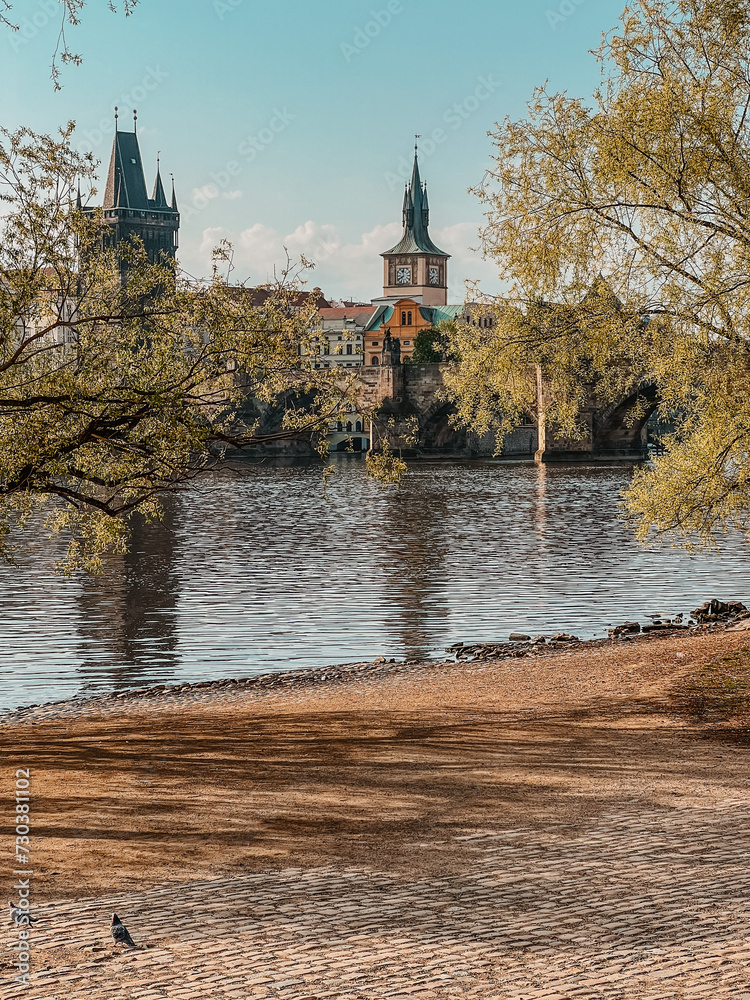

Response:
(133, 109), (138, 132)
(114, 106), (118, 126)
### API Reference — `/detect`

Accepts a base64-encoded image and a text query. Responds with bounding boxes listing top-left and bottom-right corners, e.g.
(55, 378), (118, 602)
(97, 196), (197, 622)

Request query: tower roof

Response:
(104, 130), (150, 209)
(103, 129), (178, 214)
(383, 149), (449, 258)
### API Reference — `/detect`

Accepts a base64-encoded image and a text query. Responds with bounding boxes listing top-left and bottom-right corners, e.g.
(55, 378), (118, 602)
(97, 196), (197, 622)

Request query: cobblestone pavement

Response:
(3, 797), (750, 999)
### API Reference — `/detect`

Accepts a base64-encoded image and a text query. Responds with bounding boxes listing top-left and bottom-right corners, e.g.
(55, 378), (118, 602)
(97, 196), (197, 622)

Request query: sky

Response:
(2, 0), (627, 301)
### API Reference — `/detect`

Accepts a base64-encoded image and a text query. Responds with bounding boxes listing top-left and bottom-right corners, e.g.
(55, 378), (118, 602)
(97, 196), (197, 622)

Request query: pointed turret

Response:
(75, 182), (82, 210)
(402, 184), (411, 228)
(170, 175), (178, 211)
(151, 166), (168, 208)
(380, 143), (450, 306)
(383, 148), (448, 258)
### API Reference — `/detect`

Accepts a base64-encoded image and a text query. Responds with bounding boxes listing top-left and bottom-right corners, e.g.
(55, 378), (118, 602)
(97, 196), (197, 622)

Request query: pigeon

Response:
(8, 901), (37, 926)
(110, 912), (137, 948)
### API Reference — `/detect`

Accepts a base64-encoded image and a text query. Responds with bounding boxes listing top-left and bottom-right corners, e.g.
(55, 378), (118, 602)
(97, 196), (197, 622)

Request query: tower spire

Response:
(380, 141), (450, 305)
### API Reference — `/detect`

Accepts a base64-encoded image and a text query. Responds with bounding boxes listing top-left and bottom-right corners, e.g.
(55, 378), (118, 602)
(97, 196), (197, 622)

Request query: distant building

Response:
(329, 404), (368, 453)
(363, 300), (463, 366)
(378, 146), (450, 307)
(309, 305), (377, 369)
(244, 286), (330, 309)
(83, 112), (179, 278)
(364, 146), (466, 364)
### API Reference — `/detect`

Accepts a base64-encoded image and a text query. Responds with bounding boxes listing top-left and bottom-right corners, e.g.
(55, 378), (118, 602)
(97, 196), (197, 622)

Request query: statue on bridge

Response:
(381, 327), (401, 367)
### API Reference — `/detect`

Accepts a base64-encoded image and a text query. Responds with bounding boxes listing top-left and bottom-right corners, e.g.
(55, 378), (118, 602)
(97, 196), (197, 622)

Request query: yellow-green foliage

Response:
(445, 0), (750, 542)
(0, 124), (360, 571)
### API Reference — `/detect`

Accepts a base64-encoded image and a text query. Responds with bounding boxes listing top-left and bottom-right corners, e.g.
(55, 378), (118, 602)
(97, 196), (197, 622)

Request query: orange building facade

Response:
(363, 297), (432, 365)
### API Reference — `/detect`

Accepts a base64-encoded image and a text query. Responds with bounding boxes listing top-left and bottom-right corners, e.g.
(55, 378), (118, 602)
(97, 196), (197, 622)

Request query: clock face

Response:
(429, 267), (440, 286)
(396, 267), (411, 284)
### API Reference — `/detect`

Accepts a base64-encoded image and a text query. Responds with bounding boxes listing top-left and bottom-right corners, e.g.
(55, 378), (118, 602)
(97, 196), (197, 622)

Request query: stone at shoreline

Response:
(609, 621), (641, 638)
(509, 632), (531, 642)
(692, 598), (748, 623)
(549, 633), (580, 643)
(642, 622), (681, 633)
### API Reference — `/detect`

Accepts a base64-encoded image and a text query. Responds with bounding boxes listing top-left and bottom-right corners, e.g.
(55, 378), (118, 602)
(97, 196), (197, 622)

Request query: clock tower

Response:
(381, 145), (449, 306)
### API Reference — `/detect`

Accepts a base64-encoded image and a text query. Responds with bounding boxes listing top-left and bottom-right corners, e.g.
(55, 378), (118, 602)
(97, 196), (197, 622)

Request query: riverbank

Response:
(2, 625), (748, 908)
(3, 626), (750, 998)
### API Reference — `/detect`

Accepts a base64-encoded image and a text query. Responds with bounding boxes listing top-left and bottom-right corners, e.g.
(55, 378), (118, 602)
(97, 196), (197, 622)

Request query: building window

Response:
(371, 357), (379, 365)
(401, 311), (406, 325)
(371, 341), (378, 347)
(403, 340), (410, 346)
(355, 420), (362, 432)
(346, 344), (352, 354)
(407, 311), (412, 325)
(346, 421), (352, 432)
(337, 421), (343, 431)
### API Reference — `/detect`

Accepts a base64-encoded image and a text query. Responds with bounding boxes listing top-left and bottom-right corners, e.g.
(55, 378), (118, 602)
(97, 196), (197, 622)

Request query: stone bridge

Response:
(358, 362), (657, 462)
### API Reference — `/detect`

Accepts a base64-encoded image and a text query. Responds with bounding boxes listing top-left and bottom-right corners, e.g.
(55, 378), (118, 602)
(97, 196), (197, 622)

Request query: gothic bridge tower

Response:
(381, 145), (449, 306)
(86, 110), (179, 277)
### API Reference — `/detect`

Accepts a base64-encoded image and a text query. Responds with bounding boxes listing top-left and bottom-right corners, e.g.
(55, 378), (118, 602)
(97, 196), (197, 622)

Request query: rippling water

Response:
(1, 459), (748, 711)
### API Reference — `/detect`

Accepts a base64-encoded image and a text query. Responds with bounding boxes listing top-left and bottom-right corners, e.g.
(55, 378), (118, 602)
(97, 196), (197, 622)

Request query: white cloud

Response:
(190, 184), (219, 203)
(181, 219), (500, 300)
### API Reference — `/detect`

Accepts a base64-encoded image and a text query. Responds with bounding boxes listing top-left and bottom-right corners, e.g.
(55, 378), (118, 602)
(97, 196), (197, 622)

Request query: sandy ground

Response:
(3, 628), (748, 906)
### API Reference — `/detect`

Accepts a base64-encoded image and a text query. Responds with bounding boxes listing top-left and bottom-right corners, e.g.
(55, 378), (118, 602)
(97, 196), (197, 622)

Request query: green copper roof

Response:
(363, 305), (394, 332)
(419, 304), (464, 324)
(383, 151), (450, 258)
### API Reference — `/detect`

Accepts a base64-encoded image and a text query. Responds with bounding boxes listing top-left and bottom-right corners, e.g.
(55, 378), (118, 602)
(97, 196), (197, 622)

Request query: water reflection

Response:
(75, 502), (180, 692)
(372, 470), (452, 660)
(535, 462), (548, 547)
(1, 460), (749, 711)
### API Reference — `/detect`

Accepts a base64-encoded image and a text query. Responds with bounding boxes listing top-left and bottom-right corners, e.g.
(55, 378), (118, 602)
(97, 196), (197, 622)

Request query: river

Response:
(1, 459), (748, 712)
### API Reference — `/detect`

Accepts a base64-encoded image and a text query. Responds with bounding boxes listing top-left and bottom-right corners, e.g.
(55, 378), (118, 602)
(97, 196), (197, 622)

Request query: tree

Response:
(0, 124), (358, 571)
(2, 1), (138, 88)
(445, 0), (750, 546)
(405, 327), (445, 364)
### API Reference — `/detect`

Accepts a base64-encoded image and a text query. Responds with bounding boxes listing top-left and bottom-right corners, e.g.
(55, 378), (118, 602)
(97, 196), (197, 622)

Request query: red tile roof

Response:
(318, 307), (378, 321)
